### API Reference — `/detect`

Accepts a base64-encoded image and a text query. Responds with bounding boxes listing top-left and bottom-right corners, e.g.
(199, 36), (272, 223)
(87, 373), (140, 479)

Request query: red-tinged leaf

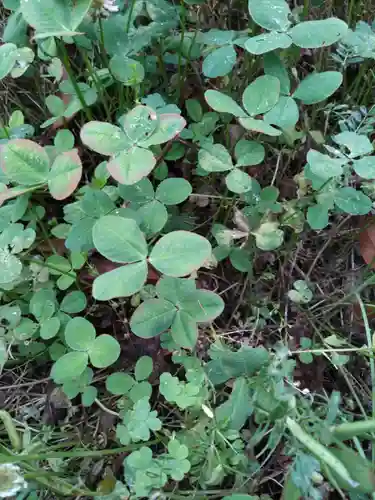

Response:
(107, 147), (156, 185)
(0, 139), (50, 185)
(48, 149), (82, 200)
(360, 222), (375, 269)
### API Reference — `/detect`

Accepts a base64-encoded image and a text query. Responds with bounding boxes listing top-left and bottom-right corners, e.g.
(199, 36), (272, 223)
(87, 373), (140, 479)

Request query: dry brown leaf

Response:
(359, 222), (375, 269)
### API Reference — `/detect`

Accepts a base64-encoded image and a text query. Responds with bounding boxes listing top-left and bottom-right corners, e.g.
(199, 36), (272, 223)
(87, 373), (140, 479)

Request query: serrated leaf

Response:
(203, 45), (237, 78)
(289, 18), (348, 48)
(204, 90), (245, 117)
(130, 299), (177, 338)
(65, 317), (96, 351)
(93, 215), (147, 263)
(48, 150), (82, 200)
(149, 231), (212, 277)
(88, 335), (121, 368)
(80, 122), (129, 156)
(107, 147), (156, 185)
(293, 72), (343, 105)
(93, 261), (148, 301)
(245, 31), (292, 55)
(156, 178), (192, 205)
(334, 187), (372, 215)
(135, 356), (153, 381)
(171, 310), (197, 349)
(109, 55), (145, 86)
(51, 351), (88, 383)
(248, 0), (291, 31)
(264, 96), (299, 129)
(0, 139), (49, 185)
(198, 143), (233, 172)
(238, 117), (282, 136)
(226, 169), (254, 194)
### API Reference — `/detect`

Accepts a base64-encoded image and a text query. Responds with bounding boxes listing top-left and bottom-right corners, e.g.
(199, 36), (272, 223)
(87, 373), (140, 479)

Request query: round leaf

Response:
(202, 45), (237, 78)
(293, 72), (343, 105)
(93, 261), (148, 301)
(289, 18), (348, 49)
(171, 310), (198, 349)
(242, 75), (280, 116)
(130, 299), (177, 338)
(245, 31), (292, 55)
(0, 250), (22, 284)
(88, 334), (121, 368)
(135, 356), (153, 381)
(307, 204), (329, 230)
(138, 200), (168, 235)
(238, 117), (282, 136)
(353, 157), (375, 179)
(149, 231), (212, 277)
(334, 187), (372, 215)
(48, 150), (82, 200)
(263, 96), (299, 129)
(60, 291), (87, 314)
(51, 351), (88, 383)
(82, 386), (97, 407)
(307, 150), (344, 180)
(109, 55), (145, 86)
(235, 139), (265, 166)
(253, 222), (284, 250)
(156, 178), (192, 205)
(0, 43), (18, 80)
(138, 114), (186, 148)
(106, 372), (135, 395)
(248, 0), (291, 31)
(226, 169), (254, 194)
(119, 178), (155, 204)
(40, 316), (61, 340)
(0, 139), (50, 185)
(65, 317), (96, 351)
(204, 90), (245, 117)
(107, 146), (156, 185)
(92, 215), (147, 263)
(181, 289), (224, 322)
(198, 143), (233, 172)
(80, 121), (129, 156)
(119, 105), (158, 144)
(263, 53), (290, 95)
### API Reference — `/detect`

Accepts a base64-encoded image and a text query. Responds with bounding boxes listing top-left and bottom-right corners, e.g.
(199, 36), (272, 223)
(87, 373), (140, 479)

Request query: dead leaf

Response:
(359, 223), (375, 269)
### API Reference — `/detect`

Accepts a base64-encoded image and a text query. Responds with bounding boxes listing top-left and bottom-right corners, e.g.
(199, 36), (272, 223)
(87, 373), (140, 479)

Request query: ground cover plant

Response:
(1, 0), (375, 498)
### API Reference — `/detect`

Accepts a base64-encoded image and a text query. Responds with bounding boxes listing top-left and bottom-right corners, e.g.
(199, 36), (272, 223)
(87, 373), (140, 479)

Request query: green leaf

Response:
(235, 139), (265, 166)
(223, 495), (258, 500)
(242, 75), (280, 116)
(263, 53), (290, 95)
(230, 247), (252, 272)
(65, 317), (96, 351)
(130, 299), (177, 338)
(0, 249), (22, 284)
(248, 0), (291, 31)
(307, 204), (329, 230)
(156, 178), (192, 205)
(119, 106), (158, 145)
(107, 147), (156, 185)
(156, 276), (197, 304)
(171, 310), (198, 349)
(204, 90), (245, 117)
(55, 129), (75, 153)
(82, 386), (97, 407)
(46, 95), (65, 117)
(51, 351), (88, 383)
(13, 318), (38, 341)
(88, 335), (121, 368)
(0, 43), (18, 80)
(202, 45), (237, 78)
(289, 18), (348, 48)
(238, 116), (282, 136)
(353, 157), (375, 179)
(129, 380), (152, 403)
(135, 356), (153, 381)
(253, 222), (284, 250)
(40, 316), (61, 340)
(138, 200), (168, 235)
(334, 187), (372, 215)
(149, 231), (212, 277)
(80, 122), (129, 156)
(48, 150), (82, 200)
(181, 290), (224, 322)
(245, 31), (292, 55)
(119, 178), (155, 204)
(264, 96), (299, 129)
(332, 131), (373, 158)
(225, 169), (254, 194)
(106, 372), (135, 395)
(109, 55), (145, 86)
(139, 114), (186, 148)
(93, 261), (148, 300)
(0, 139), (49, 185)
(93, 215), (147, 263)
(186, 99), (203, 122)
(60, 290), (87, 314)
(198, 143), (233, 172)
(288, 280), (313, 304)
(216, 377), (252, 429)
(307, 150), (344, 180)
(293, 72), (343, 105)
(21, 0), (92, 39)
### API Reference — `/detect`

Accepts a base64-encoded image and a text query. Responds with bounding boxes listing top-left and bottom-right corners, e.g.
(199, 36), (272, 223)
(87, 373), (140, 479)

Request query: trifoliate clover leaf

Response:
(122, 398), (162, 442)
(252, 222), (284, 251)
(288, 280), (313, 304)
